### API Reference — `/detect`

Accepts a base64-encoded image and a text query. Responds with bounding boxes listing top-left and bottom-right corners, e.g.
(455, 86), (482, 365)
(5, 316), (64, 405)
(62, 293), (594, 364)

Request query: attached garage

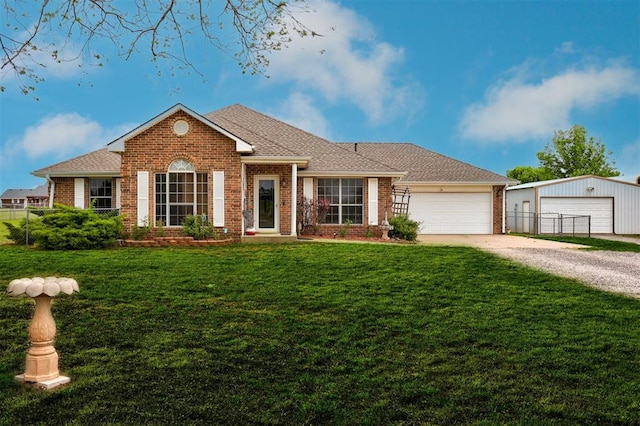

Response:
(540, 197), (613, 234)
(409, 192), (492, 234)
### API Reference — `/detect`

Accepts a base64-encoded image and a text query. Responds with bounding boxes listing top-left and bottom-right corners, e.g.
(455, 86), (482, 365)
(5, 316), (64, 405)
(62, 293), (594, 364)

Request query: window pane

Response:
(169, 205), (193, 226)
(197, 173), (208, 216)
(317, 178), (363, 224)
(155, 174), (167, 224)
(89, 178), (112, 210)
(324, 206), (339, 224)
(342, 206), (363, 224)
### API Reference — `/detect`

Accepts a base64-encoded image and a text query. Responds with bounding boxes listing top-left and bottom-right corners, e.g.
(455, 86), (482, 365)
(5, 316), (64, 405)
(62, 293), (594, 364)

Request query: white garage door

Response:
(409, 193), (492, 234)
(540, 197), (613, 234)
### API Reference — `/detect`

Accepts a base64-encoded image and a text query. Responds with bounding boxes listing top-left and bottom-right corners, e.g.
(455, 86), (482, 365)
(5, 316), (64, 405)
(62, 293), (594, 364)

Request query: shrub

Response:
(3, 218), (45, 245)
(388, 215), (420, 242)
(340, 219), (352, 238)
(30, 204), (123, 250)
(182, 215), (215, 240)
(132, 218), (151, 240)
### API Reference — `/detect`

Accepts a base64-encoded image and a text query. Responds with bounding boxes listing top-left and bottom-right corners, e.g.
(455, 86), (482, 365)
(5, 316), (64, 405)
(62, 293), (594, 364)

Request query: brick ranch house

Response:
(32, 104), (513, 241)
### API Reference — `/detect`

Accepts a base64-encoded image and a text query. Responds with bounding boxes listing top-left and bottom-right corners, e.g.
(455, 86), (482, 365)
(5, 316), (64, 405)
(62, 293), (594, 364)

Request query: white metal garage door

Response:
(409, 193), (492, 234)
(540, 197), (613, 234)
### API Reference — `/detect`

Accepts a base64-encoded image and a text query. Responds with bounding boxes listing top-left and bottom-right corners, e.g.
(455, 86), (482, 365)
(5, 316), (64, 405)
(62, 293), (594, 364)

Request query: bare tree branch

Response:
(0, 0), (317, 95)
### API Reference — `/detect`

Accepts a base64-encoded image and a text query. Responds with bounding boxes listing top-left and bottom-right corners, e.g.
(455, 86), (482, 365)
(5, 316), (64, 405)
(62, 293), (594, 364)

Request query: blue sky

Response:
(1, 0), (639, 193)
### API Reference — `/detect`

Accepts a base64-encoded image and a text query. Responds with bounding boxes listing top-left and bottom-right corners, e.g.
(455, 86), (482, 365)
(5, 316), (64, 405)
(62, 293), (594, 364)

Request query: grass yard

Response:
(0, 221), (13, 244)
(528, 235), (640, 253)
(0, 243), (638, 425)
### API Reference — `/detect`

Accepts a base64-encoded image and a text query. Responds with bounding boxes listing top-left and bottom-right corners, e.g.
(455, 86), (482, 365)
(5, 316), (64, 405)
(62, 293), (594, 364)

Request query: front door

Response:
(255, 176), (279, 232)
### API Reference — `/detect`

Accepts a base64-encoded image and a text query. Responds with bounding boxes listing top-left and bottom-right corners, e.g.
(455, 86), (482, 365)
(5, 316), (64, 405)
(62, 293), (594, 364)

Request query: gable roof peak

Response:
(107, 103), (254, 154)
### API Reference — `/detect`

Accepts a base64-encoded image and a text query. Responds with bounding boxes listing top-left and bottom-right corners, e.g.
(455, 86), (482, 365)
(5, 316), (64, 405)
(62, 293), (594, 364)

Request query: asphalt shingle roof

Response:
(32, 148), (121, 177)
(1, 184), (49, 199)
(206, 105), (403, 175)
(336, 142), (514, 183)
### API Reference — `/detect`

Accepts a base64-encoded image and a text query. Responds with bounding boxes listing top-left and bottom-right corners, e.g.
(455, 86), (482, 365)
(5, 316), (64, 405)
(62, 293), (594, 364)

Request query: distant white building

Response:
(506, 175), (640, 234)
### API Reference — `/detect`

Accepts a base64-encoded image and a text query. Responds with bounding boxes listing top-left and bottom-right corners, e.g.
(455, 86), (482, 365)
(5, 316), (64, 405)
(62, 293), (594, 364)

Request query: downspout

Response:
(241, 163), (246, 235)
(291, 164), (297, 236)
(45, 174), (55, 208)
(502, 185), (506, 234)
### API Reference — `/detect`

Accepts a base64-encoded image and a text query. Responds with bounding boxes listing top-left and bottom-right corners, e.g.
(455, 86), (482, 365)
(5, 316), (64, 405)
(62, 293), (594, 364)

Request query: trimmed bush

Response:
(388, 215), (420, 242)
(30, 205), (123, 250)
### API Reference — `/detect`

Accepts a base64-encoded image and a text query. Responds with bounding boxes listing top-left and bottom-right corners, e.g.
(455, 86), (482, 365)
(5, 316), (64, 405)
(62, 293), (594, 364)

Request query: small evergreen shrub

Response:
(388, 215), (420, 242)
(3, 218), (45, 245)
(29, 204), (123, 249)
(182, 215), (215, 240)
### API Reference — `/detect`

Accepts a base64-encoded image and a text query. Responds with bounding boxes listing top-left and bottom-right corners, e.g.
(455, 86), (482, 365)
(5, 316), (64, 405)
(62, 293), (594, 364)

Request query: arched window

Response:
(155, 160), (208, 226)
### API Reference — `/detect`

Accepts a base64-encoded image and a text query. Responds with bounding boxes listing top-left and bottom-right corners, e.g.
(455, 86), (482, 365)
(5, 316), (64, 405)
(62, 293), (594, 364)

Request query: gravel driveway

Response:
(418, 235), (640, 299)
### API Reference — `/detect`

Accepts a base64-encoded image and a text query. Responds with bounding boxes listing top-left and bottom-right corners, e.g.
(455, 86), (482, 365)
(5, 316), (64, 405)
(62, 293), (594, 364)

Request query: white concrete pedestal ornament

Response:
(380, 211), (394, 241)
(7, 277), (79, 390)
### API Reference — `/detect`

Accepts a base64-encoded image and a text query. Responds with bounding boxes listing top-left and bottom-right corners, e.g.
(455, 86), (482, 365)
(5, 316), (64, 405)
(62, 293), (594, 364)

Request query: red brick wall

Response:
(493, 185), (505, 234)
(51, 177), (75, 207)
(119, 111), (243, 239)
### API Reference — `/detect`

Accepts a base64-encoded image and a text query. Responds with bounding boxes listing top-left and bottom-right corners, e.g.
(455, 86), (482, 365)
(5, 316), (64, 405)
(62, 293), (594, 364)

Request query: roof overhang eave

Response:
(298, 171), (407, 178)
(241, 156), (311, 168)
(397, 180), (513, 186)
(31, 171), (121, 178)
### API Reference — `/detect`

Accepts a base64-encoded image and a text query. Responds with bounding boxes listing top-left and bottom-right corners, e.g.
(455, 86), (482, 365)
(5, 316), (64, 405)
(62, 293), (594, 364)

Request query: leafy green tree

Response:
(506, 166), (554, 184)
(507, 125), (620, 183)
(537, 125), (619, 178)
(1, 0), (315, 95)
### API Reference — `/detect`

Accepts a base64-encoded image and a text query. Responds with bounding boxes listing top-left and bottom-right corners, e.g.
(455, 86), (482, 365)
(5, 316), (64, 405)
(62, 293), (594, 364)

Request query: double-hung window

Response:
(155, 160), (208, 226)
(90, 178), (112, 211)
(317, 178), (363, 224)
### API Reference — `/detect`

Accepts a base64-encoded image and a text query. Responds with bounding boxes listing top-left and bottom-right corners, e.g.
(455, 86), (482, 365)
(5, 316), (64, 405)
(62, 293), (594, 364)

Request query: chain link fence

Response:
(507, 211), (591, 237)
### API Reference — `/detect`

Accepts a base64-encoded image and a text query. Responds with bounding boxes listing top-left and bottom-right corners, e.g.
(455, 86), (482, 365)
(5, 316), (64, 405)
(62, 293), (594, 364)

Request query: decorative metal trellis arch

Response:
(391, 185), (410, 216)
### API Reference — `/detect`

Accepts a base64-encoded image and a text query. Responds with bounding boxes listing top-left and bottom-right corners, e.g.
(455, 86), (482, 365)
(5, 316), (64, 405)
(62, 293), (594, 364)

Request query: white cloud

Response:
(8, 113), (131, 159)
(460, 64), (640, 143)
(267, 0), (423, 124)
(272, 92), (331, 139)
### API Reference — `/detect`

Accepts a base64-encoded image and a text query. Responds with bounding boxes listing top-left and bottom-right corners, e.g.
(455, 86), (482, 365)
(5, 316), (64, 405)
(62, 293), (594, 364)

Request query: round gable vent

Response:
(173, 120), (189, 136)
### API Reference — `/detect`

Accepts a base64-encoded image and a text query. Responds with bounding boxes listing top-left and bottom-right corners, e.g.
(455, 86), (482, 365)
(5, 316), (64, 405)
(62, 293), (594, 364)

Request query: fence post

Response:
(559, 214), (563, 236)
(25, 209), (29, 245)
(588, 216), (591, 238)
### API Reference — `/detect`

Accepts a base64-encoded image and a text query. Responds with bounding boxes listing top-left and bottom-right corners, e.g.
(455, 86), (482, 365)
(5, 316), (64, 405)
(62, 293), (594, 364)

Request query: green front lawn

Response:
(1, 243), (638, 425)
(528, 235), (640, 252)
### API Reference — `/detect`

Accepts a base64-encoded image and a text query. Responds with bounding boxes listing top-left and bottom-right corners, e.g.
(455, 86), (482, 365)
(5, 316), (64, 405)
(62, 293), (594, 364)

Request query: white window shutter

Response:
(137, 171), (149, 226)
(115, 178), (122, 209)
(368, 178), (378, 226)
(74, 178), (85, 208)
(213, 171), (225, 227)
(303, 178), (313, 200)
